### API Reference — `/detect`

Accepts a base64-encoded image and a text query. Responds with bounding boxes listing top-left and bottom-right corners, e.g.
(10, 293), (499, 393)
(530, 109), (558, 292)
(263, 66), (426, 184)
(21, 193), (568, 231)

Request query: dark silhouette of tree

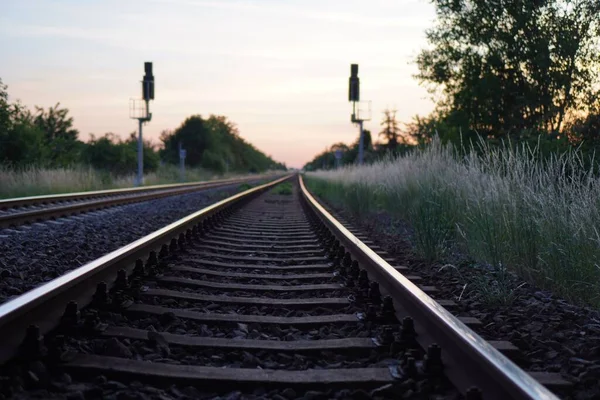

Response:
(379, 109), (400, 150)
(34, 103), (79, 142)
(416, 0), (600, 139)
(0, 80), (49, 166)
(32, 103), (82, 166)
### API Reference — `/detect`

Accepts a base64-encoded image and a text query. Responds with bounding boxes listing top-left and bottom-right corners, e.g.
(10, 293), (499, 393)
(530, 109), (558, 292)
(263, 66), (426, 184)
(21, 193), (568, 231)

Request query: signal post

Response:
(130, 62), (155, 186)
(348, 64), (370, 165)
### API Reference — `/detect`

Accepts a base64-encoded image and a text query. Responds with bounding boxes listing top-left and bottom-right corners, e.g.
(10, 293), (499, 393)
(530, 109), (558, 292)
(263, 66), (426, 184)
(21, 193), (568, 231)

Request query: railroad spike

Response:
(159, 244), (169, 259)
(379, 326), (394, 345)
(169, 238), (178, 253)
(61, 301), (80, 327)
(146, 251), (158, 267)
(333, 246), (345, 267)
(133, 259), (146, 277)
(178, 233), (186, 250)
(339, 253), (351, 276)
(358, 270), (369, 290)
(369, 282), (382, 304)
(195, 223), (204, 236)
(20, 325), (44, 361)
(350, 260), (360, 279)
(401, 316), (416, 341)
(342, 252), (352, 269)
(424, 343), (443, 375)
(185, 229), (193, 244)
(381, 296), (396, 319)
(92, 282), (110, 307)
(115, 269), (129, 289)
(328, 240), (340, 260)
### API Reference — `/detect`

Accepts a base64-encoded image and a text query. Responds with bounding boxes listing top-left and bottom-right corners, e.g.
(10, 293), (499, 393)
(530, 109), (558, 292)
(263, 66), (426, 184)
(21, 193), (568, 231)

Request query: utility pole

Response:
(348, 64), (370, 165)
(130, 62), (155, 186)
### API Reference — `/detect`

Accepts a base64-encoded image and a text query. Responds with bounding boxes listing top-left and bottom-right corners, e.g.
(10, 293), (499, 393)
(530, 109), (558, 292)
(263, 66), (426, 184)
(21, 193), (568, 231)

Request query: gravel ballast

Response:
(0, 182), (260, 305)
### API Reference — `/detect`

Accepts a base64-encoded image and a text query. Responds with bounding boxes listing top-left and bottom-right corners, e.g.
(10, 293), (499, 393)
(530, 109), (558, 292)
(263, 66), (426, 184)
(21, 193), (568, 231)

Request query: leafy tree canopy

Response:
(416, 0), (600, 139)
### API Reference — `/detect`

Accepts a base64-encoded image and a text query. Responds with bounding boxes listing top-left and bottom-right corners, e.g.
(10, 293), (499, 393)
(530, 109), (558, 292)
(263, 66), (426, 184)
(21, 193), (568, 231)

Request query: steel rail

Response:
(0, 174), (280, 228)
(0, 174), (292, 363)
(298, 175), (559, 400)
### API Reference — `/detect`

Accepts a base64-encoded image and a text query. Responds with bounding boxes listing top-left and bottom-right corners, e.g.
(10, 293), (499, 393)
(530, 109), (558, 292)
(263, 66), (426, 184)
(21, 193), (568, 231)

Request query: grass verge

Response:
(305, 139), (600, 307)
(0, 164), (267, 199)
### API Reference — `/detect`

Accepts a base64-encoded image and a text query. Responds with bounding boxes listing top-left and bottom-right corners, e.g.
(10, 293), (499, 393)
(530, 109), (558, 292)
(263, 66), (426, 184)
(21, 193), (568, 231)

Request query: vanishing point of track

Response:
(0, 175), (566, 399)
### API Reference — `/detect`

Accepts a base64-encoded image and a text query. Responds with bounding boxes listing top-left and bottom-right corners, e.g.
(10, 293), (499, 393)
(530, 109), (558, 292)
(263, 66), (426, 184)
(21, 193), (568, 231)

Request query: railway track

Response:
(0, 175), (275, 229)
(0, 175), (567, 399)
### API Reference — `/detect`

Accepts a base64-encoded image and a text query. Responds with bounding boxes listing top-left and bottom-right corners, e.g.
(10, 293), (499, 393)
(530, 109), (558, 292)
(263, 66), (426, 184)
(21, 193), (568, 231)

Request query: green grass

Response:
(0, 164), (265, 199)
(271, 182), (293, 195)
(306, 139), (600, 307)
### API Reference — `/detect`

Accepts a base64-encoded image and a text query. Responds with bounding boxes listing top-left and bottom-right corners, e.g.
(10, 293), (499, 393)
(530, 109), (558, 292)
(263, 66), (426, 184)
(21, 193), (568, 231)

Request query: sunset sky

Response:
(1, 0), (437, 168)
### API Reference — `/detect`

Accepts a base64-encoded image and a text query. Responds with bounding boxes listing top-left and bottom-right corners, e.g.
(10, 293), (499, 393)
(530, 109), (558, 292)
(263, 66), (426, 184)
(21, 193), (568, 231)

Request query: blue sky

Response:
(1, 0), (436, 167)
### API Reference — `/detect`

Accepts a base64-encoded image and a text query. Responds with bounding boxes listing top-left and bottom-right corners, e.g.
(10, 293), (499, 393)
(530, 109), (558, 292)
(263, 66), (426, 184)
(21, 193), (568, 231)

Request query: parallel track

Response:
(0, 175), (565, 399)
(0, 175), (276, 229)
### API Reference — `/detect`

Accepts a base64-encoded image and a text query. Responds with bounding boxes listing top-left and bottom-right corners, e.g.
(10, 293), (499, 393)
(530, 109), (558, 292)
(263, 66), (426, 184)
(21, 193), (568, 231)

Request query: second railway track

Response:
(0, 176), (566, 399)
(0, 175), (276, 229)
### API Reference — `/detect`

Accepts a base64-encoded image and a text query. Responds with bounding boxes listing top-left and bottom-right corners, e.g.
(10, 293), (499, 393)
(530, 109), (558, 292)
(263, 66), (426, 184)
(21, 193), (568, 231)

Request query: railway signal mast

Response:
(348, 64), (370, 165)
(130, 62), (155, 186)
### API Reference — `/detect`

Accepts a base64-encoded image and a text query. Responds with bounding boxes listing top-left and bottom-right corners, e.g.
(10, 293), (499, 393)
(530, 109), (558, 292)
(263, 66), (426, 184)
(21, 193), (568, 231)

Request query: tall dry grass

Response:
(0, 164), (252, 199)
(306, 139), (600, 306)
(0, 165), (109, 198)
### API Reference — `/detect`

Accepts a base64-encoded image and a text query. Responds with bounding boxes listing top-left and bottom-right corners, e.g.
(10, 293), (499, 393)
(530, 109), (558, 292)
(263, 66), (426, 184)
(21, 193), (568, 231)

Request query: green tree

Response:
(416, 0), (600, 139)
(33, 103), (82, 166)
(34, 103), (79, 142)
(0, 80), (49, 166)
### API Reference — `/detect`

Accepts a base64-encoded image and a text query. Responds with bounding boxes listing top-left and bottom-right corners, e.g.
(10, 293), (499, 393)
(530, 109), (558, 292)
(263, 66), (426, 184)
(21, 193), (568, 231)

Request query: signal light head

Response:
(142, 62), (155, 100)
(348, 64), (360, 102)
(144, 62), (153, 76)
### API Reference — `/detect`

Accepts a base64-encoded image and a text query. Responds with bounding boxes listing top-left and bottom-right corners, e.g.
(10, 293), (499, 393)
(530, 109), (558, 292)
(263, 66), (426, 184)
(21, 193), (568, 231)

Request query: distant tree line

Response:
(0, 78), (285, 174)
(160, 115), (285, 173)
